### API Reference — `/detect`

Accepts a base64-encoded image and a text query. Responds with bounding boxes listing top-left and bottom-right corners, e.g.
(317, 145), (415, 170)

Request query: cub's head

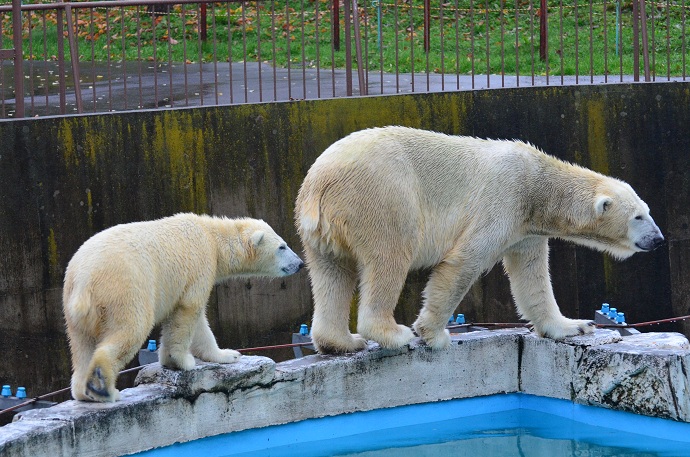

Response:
(572, 180), (664, 260)
(231, 219), (304, 278)
(247, 226), (305, 277)
(213, 217), (304, 279)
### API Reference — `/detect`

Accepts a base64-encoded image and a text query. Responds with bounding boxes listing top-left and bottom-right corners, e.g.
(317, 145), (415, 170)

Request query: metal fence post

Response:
(61, 0), (83, 113)
(539, 0), (547, 61)
(12, 0), (24, 118)
(351, 0), (366, 95)
(344, 0), (352, 96)
(423, 0), (430, 53)
(639, 0), (651, 81)
(333, 0), (340, 51)
(632, 0), (639, 81)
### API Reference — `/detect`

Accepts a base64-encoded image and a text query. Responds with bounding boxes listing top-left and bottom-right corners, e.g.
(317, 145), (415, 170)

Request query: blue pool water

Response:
(136, 394), (690, 457)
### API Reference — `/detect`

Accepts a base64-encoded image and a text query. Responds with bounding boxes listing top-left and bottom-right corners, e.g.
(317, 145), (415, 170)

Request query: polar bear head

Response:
(222, 218), (304, 278)
(567, 179), (664, 260)
(246, 226), (305, 276)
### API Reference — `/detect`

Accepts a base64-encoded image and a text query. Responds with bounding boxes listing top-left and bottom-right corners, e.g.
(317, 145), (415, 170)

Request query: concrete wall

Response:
(1, 329), (689, 456)
(1, 82), (689, 397)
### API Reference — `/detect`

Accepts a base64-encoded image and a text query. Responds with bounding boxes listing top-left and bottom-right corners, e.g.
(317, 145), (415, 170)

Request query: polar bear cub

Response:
(296, 126), (664, 354)
(63, 213), (303, 402)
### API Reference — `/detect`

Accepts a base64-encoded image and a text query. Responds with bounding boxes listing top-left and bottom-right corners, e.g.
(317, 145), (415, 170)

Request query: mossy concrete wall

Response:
(0, 83), (688, 397)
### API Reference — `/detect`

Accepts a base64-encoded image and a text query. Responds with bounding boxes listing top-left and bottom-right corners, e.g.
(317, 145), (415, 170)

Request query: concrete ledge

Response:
(1, 329), (689, 456)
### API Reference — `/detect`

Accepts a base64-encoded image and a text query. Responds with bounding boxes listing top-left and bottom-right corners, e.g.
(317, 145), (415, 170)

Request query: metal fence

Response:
(1, 0), (688, 118)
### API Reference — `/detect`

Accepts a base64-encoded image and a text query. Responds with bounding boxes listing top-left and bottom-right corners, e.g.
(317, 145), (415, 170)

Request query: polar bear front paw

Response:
(312, 332), (368, 354)
(359, 323), (415, 349)
(206, 348), (241, 364)
(535, 317), (596, 340)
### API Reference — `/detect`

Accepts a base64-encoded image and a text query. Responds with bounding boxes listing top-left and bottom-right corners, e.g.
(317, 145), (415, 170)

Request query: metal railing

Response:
(1, 0), (688, 118)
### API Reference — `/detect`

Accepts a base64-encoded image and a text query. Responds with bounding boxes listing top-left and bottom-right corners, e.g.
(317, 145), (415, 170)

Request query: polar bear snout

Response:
(631, 216), (664, 252)
(278, 246), (304, 276)
(635, 233), (665, 251)
(281, 259), (304, 275)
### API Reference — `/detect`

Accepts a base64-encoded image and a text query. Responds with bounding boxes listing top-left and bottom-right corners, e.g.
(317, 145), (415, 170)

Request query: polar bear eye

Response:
(279, 244), (287, 250)
(634, 215), (643, 221)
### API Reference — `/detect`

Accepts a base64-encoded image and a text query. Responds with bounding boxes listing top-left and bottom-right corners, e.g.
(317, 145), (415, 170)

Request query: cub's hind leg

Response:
(83, 323), (149, 402)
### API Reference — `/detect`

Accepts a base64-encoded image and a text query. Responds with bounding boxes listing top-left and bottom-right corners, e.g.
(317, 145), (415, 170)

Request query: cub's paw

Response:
(313, 333), (368, 354)
(207, 349), (241, 364)
(162, 353), (196, 371)
(536, 318), (596, 340)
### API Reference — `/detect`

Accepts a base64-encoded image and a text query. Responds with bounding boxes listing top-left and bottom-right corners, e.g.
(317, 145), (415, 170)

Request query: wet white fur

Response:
(64, 213), (303, 402)
(296, 126), (663, 353)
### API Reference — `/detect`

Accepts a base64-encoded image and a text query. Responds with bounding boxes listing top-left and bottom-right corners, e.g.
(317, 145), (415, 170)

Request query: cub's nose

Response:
(297, 260), (305, 271)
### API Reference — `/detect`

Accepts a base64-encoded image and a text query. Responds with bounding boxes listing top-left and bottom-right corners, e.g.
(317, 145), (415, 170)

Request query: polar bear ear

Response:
(594, 196), (613, 217)
(250, 230), (265, 247)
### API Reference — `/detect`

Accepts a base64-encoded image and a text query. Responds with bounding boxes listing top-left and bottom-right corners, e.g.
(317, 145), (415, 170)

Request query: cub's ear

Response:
(250, 230), (265, 247)
(594, 196), (613, 217)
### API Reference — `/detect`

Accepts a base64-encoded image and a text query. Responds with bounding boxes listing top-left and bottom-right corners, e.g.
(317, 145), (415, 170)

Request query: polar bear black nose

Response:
(651, 236), (665, 250)
(297, 260), (305, 271)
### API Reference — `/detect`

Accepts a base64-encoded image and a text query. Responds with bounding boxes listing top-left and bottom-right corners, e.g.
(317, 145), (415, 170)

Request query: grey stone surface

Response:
(621, 332), (690, 350)
(561, 328), (624, 346)
(520, 329), (623, 400)
(1, 329), (688, 456)
(574, 341), (690, 421)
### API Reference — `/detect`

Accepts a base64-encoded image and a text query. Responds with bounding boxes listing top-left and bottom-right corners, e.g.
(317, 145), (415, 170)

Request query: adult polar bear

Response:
(64, 213), (303, 402)
(296, 126), (664, 354)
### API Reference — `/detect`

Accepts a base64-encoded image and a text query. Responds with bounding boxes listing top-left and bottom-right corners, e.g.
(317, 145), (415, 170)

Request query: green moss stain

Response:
(47, 228), (60, 285)
(587, 100), (609, 175)
(152, 112), (208, 213)
(47, 228), (58, 269)
(191, 120), (208, 214)
(82, 117), (101, 165)
(574, 150), (584, 164)
(86, 188), (94, 231)
(58, 120), (78, 166)
(602, 256), (616, 296)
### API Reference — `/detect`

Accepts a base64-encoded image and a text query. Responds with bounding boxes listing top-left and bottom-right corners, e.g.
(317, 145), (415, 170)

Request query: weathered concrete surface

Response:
(1, 329), (689, 457)
(1, 82), (687, 398)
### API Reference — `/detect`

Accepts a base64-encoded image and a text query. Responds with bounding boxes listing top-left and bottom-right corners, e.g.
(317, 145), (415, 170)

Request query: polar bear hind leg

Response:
(414, 260), (482, 349)
(356, 258), (415, 349)
(68, 330), (96, 402)
(306, 247), (367, 354)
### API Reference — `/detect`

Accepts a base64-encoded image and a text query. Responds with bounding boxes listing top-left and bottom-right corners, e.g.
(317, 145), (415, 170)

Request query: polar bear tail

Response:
(296, 178), (345, 258)
(64, 283), (99, 333)
(297, 191), (321, 237)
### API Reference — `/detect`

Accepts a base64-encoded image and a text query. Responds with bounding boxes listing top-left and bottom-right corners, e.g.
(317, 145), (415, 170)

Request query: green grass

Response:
(3, 0), (689, 76)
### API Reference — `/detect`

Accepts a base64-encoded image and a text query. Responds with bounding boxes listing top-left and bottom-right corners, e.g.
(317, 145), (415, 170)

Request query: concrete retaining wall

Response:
(1, 82), (689, 398)
(1, 329), (689, 456)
